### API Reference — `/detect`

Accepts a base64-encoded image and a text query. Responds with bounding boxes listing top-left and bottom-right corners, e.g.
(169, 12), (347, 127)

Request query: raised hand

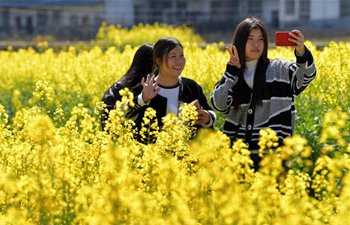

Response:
(226, 45), (241, 69)
(288, 30), (305, 56)
(141, 74), (160, 103)
(191, 99), (210, 125)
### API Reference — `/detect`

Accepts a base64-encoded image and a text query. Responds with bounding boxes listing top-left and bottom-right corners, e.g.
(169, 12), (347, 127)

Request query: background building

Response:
(0, 0), (104, 39)
(0, 0), (349, 40)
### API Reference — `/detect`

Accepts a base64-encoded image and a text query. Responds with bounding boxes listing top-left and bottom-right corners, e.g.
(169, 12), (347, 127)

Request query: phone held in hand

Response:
(275, 32), (297, 46)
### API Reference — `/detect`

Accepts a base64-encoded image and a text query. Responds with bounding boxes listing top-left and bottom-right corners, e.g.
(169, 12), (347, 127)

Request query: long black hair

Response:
(232, 17), (270, 106)
(119, 43), (154, 88)
(152, 37), (183, 75)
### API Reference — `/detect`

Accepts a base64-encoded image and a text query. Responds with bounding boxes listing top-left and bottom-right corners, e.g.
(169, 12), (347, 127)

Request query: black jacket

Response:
(101, 81), (125, 129)
(127, 77), (216, 132)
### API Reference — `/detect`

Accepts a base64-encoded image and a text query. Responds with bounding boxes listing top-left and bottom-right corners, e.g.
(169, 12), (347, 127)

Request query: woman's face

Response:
(157, 45), (186, 79)
(245, 28), (264, 62)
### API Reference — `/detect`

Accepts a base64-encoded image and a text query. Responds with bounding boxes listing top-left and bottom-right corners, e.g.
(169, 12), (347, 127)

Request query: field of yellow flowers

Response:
(0, 24), (349, 224)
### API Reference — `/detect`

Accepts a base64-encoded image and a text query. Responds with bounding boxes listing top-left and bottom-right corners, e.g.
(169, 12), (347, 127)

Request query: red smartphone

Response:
(275, 32), (297, 46)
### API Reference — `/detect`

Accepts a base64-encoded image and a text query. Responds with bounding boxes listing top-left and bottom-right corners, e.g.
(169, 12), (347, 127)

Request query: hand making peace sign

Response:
(226, 45), (241, 69)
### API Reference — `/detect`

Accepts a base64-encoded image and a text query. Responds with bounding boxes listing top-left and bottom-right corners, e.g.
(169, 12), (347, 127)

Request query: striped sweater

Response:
(210, 47), (316, 150)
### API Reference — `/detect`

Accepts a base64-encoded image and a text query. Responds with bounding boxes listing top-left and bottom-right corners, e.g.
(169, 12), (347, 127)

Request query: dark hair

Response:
(153, 37), (183, 74)
(120, 44), (154, 88)
(232, 17), (270, 106)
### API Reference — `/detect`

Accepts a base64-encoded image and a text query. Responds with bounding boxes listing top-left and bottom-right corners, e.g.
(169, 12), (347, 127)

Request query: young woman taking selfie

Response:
(210, 17), (317, 170)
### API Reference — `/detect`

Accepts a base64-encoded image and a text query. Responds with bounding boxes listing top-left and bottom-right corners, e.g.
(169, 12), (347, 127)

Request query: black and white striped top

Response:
(210, 47), (317, 150)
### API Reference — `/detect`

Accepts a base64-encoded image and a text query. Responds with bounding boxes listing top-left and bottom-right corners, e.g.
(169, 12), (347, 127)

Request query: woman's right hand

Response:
(141, 74), (160, 103)
(226, 45), (241, 69)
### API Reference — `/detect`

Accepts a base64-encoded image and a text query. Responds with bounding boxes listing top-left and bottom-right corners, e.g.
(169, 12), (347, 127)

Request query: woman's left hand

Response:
(289, 30), (305, 56)
(192, 100), (210, 125)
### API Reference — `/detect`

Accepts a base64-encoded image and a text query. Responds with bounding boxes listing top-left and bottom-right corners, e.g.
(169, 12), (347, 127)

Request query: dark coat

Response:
(127, 77), (216, 133)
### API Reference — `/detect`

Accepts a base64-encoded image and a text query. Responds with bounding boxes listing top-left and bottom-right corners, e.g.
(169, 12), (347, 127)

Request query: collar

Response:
(157, 79), (180, 89)
(246, 59), (258, 71)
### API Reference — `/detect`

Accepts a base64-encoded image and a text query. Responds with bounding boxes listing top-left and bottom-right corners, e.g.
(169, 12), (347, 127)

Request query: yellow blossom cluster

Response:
(0, 24), (349, 224)
(95, 22), (204, 50)
(0, 100), (349, 224)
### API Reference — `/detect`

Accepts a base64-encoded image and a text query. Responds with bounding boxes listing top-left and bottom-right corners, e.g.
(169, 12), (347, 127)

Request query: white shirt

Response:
(158, 84), (180, 115)
(244, 59), (258, 89)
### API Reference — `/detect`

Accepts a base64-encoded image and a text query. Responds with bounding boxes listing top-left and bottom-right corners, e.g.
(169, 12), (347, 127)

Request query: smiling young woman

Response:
(126, 37), (216, 142)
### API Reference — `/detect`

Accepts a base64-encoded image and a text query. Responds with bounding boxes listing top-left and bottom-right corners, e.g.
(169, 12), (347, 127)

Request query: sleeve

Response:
(210, 64), (241, 113)
(196, 83), (216, 127)
(101, 82), (123, 129)
(289, 46), (317, 96)
(125, 84), (147, 120)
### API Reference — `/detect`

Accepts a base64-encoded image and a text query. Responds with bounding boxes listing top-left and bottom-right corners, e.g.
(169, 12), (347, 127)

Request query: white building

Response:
(276, 0), (350, 28)
(0, 0), (104, 39)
